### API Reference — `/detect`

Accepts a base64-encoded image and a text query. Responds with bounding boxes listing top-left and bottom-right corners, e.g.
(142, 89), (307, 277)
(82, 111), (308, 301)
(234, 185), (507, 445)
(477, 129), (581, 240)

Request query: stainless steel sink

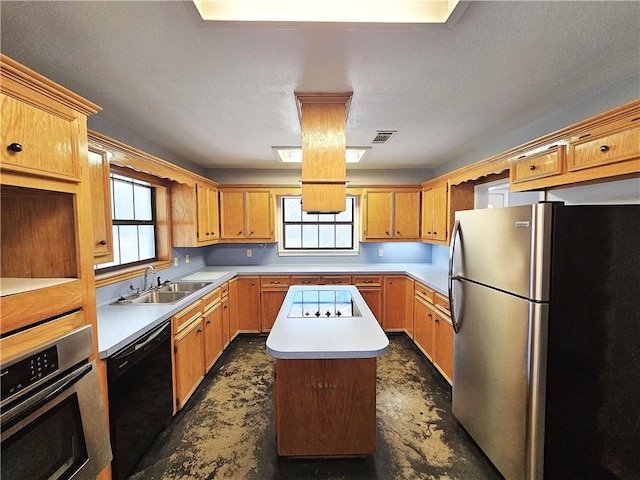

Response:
(157, 281), (211, 293)
(129, 291), (191, 304)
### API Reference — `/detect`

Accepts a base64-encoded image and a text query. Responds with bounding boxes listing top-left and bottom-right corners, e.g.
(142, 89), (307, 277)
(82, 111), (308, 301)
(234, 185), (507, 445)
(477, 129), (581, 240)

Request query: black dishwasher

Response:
(107, 320), (173, 480)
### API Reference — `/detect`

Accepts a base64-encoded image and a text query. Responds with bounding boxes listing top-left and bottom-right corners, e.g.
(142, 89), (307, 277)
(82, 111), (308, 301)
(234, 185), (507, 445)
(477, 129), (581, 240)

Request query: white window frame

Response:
(277, 194), (360, 256)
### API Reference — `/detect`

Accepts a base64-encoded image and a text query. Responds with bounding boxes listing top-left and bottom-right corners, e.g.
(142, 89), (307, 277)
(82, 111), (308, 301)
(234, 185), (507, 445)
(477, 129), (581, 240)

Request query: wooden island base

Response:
(274, 357), (377, 457)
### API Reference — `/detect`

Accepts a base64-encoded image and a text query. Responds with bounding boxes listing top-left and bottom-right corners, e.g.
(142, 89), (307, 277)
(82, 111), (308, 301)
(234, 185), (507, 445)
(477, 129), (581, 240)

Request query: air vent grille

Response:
(372, 130), (397, 144)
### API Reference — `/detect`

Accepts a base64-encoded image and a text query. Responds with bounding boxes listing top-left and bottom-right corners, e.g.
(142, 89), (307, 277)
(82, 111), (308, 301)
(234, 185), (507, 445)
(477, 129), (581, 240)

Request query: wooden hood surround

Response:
(296, 92), (352, 213)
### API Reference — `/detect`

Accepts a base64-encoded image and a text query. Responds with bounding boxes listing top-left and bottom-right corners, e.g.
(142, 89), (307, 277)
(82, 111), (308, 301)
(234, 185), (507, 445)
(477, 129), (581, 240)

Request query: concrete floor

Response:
(130, 335), (502, 480)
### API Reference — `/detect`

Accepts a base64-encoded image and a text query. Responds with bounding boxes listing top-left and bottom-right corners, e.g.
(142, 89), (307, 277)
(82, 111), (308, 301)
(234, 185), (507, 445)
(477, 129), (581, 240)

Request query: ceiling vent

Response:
(372, 130), (397, 144)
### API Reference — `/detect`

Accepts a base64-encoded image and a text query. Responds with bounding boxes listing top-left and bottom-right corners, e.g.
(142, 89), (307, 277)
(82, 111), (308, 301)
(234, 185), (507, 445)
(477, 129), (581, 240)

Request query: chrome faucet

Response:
(142, 265), (157, 292)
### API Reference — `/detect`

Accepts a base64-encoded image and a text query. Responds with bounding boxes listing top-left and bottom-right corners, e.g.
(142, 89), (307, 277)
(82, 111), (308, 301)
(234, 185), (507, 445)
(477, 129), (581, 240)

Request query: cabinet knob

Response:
(197, 328), (203, 333)
(206, 320), (211, 324)
(600, 145), (610, 153)
(98, 240), (107, 246)
(7, 142), (23, 153)
(529, 165), (536, 171)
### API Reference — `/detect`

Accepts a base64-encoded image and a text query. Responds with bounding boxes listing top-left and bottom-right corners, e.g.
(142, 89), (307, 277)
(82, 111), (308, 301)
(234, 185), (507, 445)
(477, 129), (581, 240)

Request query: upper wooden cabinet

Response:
(361, 188), (421, 241)
(196, 183), (219, 243)
(219, 188), (274, 242)
(422, 182), (448, 242)
(172, 180), (220, 247)
(421, 181), (473, 246)
(88, 147), (113, 263)
(0, 54), (100, 334)
(510, 101), (640, 192)
(510, 144), (565, 186)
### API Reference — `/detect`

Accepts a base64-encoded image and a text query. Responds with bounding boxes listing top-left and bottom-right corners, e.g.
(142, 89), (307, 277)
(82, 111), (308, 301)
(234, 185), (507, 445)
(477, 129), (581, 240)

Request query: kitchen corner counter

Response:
(96, 264), (447, 359)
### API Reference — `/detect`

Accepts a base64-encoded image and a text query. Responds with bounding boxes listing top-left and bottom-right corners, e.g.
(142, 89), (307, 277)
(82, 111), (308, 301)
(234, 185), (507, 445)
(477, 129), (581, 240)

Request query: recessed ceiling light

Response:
(273, 147), (370, 163)
(192, 0), (465, 24)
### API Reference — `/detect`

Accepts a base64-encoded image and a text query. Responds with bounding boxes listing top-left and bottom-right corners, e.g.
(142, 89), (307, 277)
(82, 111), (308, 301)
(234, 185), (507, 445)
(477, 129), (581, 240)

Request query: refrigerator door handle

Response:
(448, 219), (462, 333)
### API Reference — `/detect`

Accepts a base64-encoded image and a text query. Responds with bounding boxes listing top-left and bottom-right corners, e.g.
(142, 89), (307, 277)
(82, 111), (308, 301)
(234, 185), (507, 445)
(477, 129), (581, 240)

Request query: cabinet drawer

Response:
(1, 92), (81, 181)
(434, 292), (450, 315)
(173, 299), (203, 333)
(220, 282), (229, 298)
(510, 145), (565, 183)
(291, 275), (320, 285)
(202, 287), (221, 311)
(568, 124), (640, 171)
(353, 275), (382, 287)
(321, 275), (352, 285)
(261, 276), (290, 288)
(414, 282), (435, 303)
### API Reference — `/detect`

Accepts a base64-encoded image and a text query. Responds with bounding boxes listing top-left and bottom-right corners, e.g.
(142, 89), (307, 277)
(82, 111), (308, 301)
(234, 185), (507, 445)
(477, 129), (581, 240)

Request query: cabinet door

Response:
(196, 184), (219, 243)
(203, 303), (223, 372)
(1, 92), (81, 181)
(435, 313), (453, 383)
(414, 296), (436, 360)
(208, 186), (220, 241)
(432, 183), (448, 242)
(228, 277), (239, 339)
(196, 184), (210, 243)
(246, 190), (273, 240)
(260, 288), (287, 332)
(174, 317), (205, 410)
(421, 188), (434, 240)
(383, 275), (406, 331)
(220, 190), (245, 239)
(394, 191), (420, 239)
(358, 288), (383, 324)
(221, 295), (230, 348)
(413, 296), (429, 352)
(88, 148), (113, 263)
(363, 191), (392, 240)
(236, 276), (260, 332)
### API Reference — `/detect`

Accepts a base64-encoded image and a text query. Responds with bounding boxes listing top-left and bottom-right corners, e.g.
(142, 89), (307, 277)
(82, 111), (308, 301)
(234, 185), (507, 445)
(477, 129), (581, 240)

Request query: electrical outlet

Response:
(185, 255), (190, 264)
(378, 249), (384, 257)
(173, 256), (179, 266)
(246, 249), (252, 258)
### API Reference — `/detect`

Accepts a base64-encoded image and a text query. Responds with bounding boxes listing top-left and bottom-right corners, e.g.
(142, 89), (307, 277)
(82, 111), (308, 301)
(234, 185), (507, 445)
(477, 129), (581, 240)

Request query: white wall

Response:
(435, 72), (640, 178)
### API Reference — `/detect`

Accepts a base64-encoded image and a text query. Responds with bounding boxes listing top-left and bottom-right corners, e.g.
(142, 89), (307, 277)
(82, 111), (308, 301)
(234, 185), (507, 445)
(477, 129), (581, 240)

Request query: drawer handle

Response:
(529, 165), (536, 171)
(600, 145), (610, 153)
(98, 240), (107, 246)
(7, 142), (23, 153)
(271, 281), (280, 284)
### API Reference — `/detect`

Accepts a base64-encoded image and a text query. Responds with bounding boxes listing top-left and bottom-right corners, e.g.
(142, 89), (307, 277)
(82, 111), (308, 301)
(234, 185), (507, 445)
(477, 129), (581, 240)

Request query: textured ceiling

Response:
(1, 1), (638, 170)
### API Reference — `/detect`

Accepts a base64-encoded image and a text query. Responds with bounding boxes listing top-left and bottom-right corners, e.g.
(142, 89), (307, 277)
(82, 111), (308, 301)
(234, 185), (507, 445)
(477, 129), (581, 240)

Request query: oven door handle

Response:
(1, 362), (93, 430)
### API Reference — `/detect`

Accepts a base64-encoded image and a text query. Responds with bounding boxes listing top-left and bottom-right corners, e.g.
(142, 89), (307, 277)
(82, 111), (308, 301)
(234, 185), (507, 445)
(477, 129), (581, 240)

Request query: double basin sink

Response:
(113, 281), (212, 305)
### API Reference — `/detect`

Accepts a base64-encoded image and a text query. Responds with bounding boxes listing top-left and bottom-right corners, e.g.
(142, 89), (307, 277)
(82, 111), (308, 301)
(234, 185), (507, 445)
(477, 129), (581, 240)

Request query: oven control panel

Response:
(1, 345), (59, 400)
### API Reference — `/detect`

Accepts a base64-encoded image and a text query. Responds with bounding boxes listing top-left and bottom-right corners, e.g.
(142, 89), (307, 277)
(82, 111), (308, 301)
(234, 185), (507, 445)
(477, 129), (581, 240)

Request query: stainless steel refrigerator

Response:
(448, 202), (639, 480)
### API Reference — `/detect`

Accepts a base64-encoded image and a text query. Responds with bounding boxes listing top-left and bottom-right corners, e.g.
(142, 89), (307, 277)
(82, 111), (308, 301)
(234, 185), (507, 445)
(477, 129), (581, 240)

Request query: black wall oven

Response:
(1, 325), (112, 480)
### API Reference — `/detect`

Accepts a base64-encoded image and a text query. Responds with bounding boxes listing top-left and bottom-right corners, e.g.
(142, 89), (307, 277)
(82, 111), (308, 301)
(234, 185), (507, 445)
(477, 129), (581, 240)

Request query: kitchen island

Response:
(266, 285), (388, 457)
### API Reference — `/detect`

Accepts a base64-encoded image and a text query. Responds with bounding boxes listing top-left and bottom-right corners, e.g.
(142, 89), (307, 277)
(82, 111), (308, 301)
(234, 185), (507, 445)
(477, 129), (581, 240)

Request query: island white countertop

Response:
(265, 285), (389, 360)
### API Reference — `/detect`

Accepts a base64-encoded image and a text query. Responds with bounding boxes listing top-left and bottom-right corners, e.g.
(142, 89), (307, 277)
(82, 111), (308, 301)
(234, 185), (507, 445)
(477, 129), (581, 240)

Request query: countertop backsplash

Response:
(205, 242), (432, 266)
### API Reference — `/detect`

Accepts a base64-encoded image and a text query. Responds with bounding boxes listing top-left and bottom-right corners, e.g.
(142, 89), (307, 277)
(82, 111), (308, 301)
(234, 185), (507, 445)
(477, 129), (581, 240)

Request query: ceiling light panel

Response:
(193, 0), (463, 23)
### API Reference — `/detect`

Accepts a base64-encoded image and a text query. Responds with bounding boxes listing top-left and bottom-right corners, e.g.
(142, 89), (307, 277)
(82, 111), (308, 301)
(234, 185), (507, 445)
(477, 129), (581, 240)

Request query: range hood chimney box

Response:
(296, 92), (352, 213)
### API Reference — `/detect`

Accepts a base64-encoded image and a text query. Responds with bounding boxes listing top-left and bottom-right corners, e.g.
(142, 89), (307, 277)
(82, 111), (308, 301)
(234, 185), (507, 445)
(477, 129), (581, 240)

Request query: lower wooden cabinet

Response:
(382, 275), (411, 332)
(237, 276), (260, 332)
(173, 304), (205, 411)
(203, 302), (223, 372)
(228, 277), (239, 339)
(354, 275), (382, 323)
(260, 276), (290, 333)
(413, 282), (453, 384)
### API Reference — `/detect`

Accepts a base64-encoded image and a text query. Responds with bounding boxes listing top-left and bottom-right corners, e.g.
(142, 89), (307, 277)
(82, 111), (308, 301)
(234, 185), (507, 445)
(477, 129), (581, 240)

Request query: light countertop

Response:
(96, 263), (447, 359)
(265, 285), (389, 359)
